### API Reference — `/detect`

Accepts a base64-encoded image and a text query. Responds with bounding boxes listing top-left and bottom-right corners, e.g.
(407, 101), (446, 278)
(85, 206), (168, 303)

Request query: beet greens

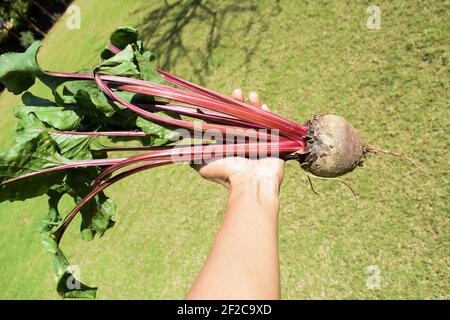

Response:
(0, 27), (309, 298)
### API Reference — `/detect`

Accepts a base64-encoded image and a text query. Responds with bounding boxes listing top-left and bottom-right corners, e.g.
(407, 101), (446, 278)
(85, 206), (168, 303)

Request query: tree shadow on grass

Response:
(132, 0), (281, 84)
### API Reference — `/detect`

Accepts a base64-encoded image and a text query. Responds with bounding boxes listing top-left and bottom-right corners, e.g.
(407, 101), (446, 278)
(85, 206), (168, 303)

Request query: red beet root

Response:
(300, 114), (366, 178)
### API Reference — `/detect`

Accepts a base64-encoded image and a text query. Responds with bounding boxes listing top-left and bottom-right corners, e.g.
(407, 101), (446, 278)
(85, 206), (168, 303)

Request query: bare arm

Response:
(187, 90), (283, 300)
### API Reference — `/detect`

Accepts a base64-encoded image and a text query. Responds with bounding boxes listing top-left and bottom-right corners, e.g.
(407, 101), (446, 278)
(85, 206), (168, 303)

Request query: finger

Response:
(248, 91), (261, 108)
(261, 103), (270, 111)
(232, 88), (244, 102)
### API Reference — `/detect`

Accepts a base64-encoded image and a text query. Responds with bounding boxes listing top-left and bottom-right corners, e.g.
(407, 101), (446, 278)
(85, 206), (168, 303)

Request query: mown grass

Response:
(0, 0), (448, 299)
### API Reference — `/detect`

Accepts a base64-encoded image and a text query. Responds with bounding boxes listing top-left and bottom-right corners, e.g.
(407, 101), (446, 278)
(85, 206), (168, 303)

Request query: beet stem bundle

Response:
(1, 68), (308, 245)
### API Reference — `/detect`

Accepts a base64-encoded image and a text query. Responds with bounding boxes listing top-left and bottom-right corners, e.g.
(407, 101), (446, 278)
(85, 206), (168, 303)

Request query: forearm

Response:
(187, 176), (281, 300)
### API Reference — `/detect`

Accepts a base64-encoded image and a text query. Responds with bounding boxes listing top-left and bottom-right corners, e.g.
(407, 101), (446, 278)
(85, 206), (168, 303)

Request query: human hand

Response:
(196, 89), (285, 193)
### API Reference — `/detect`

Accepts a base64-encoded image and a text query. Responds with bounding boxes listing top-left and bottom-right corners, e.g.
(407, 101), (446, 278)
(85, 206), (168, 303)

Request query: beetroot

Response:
(301, 114), (366, 178)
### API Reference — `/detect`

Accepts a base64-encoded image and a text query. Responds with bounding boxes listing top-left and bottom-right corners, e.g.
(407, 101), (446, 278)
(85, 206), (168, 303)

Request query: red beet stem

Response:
(48, 130), (148, 137)
(157, 68), (308, 136)
(113, 83), (304, 140)
(48, 71), (308, 139)
(138, 103), (263, 128)
(0, 158), (126, 186)
(55, 159), (170, 244)
(56, 138), (304, 243)
(93, 140), (304, 186)
(106, 43), (121, 54)
(94, 73), (280, 142)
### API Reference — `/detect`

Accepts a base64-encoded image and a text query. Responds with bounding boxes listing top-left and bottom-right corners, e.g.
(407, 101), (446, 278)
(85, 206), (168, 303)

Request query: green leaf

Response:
(63, 80), (117, 116)
(0, 41), (67, 94)
(13, 105), (81, 131)
(38, 187), (65, 236)
(135, 49), (163, 83)
(13, 105), (47, 130)
(101, 26), (139, 60)
(136, 111), (181, 146)
(109, 26), (139, 49)
(61, 81), (140, 131)
(90, 193), (116, 237)
(22, 91), (54, 106)
(63, 171), (116, 241)
(0, 129), (69, 202)
(45, 233), (97, 299)
(49, 132), (94, 160)
(56, 268), (97, 299)
(0, 41), (43, 94)
(96, 45), (140, 78)
(13, 108), (96, 162)
(75, 88), (117, 117)
(38, 175), (110, 299)
(99, 27), (162, 83)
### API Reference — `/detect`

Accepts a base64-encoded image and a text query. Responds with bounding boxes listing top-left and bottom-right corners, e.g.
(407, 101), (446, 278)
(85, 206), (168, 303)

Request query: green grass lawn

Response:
(0, 0), (448, 299)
